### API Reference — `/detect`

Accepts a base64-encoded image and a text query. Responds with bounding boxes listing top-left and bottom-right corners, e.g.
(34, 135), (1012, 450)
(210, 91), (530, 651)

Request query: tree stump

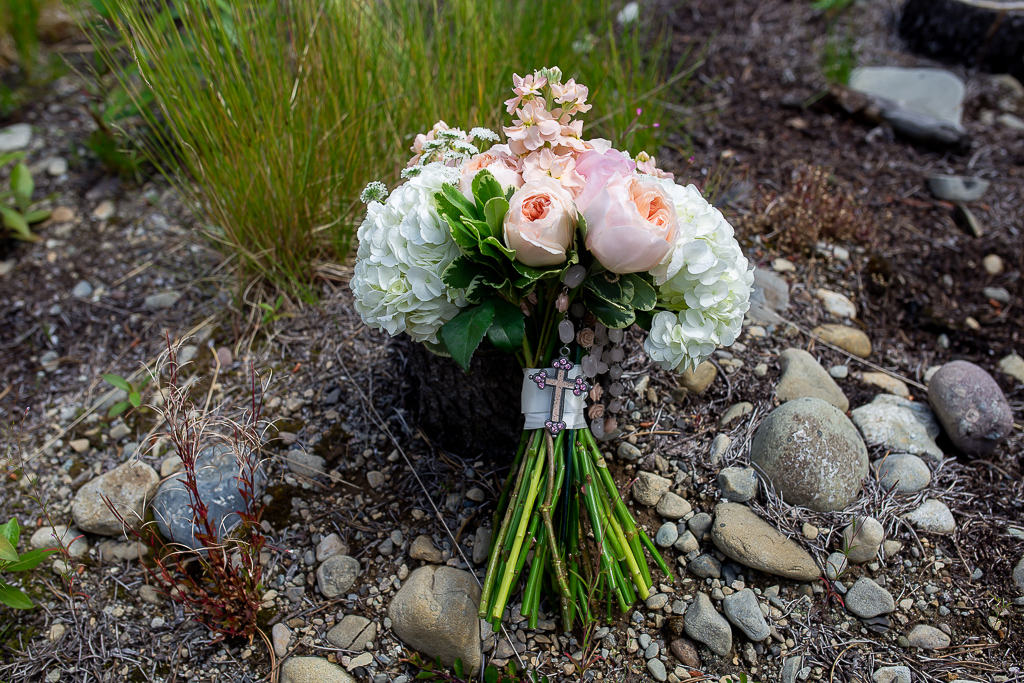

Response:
(400, 339), (525, 458)
(900, 0), (1024, 81)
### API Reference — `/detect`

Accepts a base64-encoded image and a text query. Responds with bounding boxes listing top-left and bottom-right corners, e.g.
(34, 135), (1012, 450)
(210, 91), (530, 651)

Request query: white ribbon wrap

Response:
(521, 367), (588, 430)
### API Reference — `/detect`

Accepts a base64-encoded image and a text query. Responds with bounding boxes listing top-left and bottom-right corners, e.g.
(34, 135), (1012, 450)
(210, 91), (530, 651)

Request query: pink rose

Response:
(504, 179), (577, 267)
(583, 178), (679, 274)
(459, 144), (523, 199)
(574, 148), (637, 212)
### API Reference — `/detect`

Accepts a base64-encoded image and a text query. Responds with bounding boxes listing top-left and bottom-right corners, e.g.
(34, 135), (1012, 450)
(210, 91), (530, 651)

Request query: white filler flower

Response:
(644, 180), (754, 371)
(351, 163), (465, 344)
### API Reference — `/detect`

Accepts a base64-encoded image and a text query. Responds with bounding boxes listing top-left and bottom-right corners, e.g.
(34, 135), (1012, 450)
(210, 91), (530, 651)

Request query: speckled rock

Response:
(750, 398), (868, 512)
(633, 471), (671, 506)
(776, 348), (849, 411)
(711, 503), (819, 581)
(845, 577), (894, 618)
(872, 666), (911, 683)
(684, 592), (732, 656)
(389, 566), (482, 670)
(656, 492), (692, 520)
(812, 324), (871, 358)
(409, 535), (443, 563)
(71, 460), (160, 535)
(903, 499), (955, 534)
(722, 588), (770, 641)
(326, 615), (377, 650)
(317, 555), (360, 598)
(716, 467), (758, 502)
(842, 516), (884, 564)
(280, 657), (355, 683)
(906, 624), (950, 650)
(851, 394), (943, 462)
(816, 288), (857, 318)
(875, 454), (931, 493)
(928, 360), (1013, 456)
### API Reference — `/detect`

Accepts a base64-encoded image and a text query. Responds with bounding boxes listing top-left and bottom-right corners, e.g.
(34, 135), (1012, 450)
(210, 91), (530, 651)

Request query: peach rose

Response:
(503, 179), (577, 267)
(458, 144), (523, 199)
(583, 178), (679, 274)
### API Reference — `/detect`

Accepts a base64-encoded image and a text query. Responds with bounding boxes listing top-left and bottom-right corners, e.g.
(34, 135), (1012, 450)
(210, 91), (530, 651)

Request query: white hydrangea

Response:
(644, 179), (754, 371)
(350, 163), (465, 344)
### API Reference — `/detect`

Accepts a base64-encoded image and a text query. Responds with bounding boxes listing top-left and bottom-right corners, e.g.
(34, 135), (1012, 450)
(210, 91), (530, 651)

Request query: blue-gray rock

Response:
(781, 656), (802, 683)
(748, 268), (789, 323)
(655, 522), (679, 548)
(1012, 557), (1024, 593)
(750, 398), (868, 512)
(144, 291), (181, 311)
(872, 666), (911, 683)
(722, 588), (770, 641)
(875, 454), (931, 493)
(689, 554), (722, 579)
(716, 467), (758, 502)
(646, 659), (667, 682)
(928, 361), (1013, 456)
(689, 513), (712, 540)
(617, 442), (641, 461)
(845, 577), (895, 618)
(684, 592), (732, 656)
(849, 67), (965, 128)
(674, 530), (699, 554)
(852, 394), (943, 462)
(825, 552), (848, 581)
(927, 174), (989, 202)
(151, 444), (264, 550)
(317, 555), (360, 598)
(903, 499), (955, 534)
(656, 492), (692, 520)
(72, 281), (93, 298)
(0, 124), (32, 152)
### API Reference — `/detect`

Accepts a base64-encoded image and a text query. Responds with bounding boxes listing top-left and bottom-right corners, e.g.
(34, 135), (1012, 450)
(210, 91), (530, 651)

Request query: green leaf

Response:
(0, 206), (32, 240)
(5, 548), (54, 572)
(484, 666), (499, 683)
(440, 301), (495, 372)
(472, 169), (504, 213)
(583, 272), (634, 306)
(0, 517), (19, 548)
(0, 584), (33, 609)
(0, 535), (18, 563)
(453, 658), (465, 679)
(583, 290), (635, 329)
(482, 196), (509, 240)
(485, 298), (525, 353)
(479, 235), (516, 262)
(102, 373), (132, 392)
(129, 391), (141, 408)
(440, 183), (478, 220)
(11, 163), (32, 212)
(108, 402), (129, 418)
(23, 209), (50, 224)
(624, 273), (657, 312)
(442, 256), (487, 290)
(633, 309), (654, 331)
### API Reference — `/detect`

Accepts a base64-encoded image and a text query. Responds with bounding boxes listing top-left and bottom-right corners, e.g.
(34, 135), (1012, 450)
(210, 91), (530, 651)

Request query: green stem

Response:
(492, 431), (531, 540)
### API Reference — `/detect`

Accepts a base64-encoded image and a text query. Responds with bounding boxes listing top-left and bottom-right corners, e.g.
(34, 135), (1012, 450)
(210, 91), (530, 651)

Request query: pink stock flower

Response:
(583, 178), (679, 274)
(635, 151), (674, 180)
(504, 100), (562, 156)
(522, 148), (585, 196)
(573, 148), (637, 212)
(504, 73), (548, 114)
(551, 78), (592, 116)
(408, 120), (450, 166)
(458, 145), (524, 199)
(504, 179), (577, 267)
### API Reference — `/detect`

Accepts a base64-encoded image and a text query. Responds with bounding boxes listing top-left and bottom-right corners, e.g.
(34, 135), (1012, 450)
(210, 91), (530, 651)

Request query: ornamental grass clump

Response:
(90, 0), (688, 298)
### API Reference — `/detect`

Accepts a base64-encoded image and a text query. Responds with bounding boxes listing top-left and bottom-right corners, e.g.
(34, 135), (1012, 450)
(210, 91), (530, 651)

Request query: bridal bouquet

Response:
(351, 67), (753, 632)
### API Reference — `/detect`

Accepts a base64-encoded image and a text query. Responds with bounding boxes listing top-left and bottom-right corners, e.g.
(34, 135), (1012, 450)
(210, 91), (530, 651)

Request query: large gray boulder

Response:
(928, 360), (1013, 456)
(711, 503), (819, 581)
(389, 566), (482, 670)
(750, 398), (868, 512)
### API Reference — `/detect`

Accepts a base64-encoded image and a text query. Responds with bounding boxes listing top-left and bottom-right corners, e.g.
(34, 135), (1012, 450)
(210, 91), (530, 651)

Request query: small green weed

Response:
(101, 372), (151, 418)
(408, 654), (546, 682)
(0, 517), (56, 609)
(822, 28), (856, 85)
(258, 295), (287, 326)
(0, 152), (50, 242)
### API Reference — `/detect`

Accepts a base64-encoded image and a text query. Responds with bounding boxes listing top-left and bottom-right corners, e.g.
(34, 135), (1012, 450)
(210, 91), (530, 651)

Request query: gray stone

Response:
(984, 286), (1011, 304)
(410, 535), (443, 563)
(272, 623), (291, 658)
(815, 289), (857, 319)
(722, 588), (770, 641)
(655, 522), (679, 548)
(873, 666), (912, 683)
(875, 454), (931, 493)
(750, 398), (868, 512)
(862, 372), (910, 398)
(688, 513), (713, 540)
(709, 434), (731, 466)
(903, 499), (955, 534)
(29, 525), (88, 559)
(842, 516), (884, 564)
(285, 451), (326, 478)
(684, 592), (732, 656)
(152, 445), (264, 550)
(327, 615), (377, 650)
(71, 460), (160, 536)
(280, 657), (355, 683)
(646, 658), (667, 682)
(812, 324), (871, 358)
(998, 353), (1024, 384)
(781, 656), (803, 683)
(617, 442), (641, 461)
(472, 526), (491, 565)
(998, 113), (1024, 130)
(645, 592), (669, 610)
(689, 554), (722, 579)
(40, 351), (60, 373)
(143, 291), (181, 311)
(928, 361), (1013, 456)
(656, 492), (691, 520)
(830, 365), (849, 379)
(138, 584), (163, 605)
(776, 349), (849, 411)
(719, 402), (753, 428)
(845, 577), (894, 618)
(906, 624), (950, 650)
(0, 124), (32, 152)
(852, 394), (943, 462)
(1012, 557), (1024, 593)
(825, 552), (848, 581)
(316, 533), (348, 562)
(748, 268), (789, 323)
(633, 471), (670, 506)
(388, 566), (482, 670)
(674, 530), (699, 554)
(72, 281), (93, 298)
(317, 555), (360, 598)
(927, 174), (989, 202)
(850, 67), (965, 128)
(47, 157), (68, 177)
(711, 503), (819, 581)
(717, 467), (758, 503)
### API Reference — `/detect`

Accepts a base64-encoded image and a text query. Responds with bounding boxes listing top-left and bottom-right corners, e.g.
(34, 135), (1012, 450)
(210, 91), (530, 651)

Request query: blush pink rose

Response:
(583, 178), (679, 274)
(573, 148), (637, 212)
(504, 179), (577, 267)
(459, 144), (523, 199)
